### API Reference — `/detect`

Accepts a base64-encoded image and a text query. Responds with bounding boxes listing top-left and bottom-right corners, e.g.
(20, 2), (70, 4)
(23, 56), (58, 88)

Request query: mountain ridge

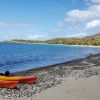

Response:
(3, 33), (100, 46)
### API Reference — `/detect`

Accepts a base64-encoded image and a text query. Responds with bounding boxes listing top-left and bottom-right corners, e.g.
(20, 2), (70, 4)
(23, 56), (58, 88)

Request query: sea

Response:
(0, 42), (100, 73)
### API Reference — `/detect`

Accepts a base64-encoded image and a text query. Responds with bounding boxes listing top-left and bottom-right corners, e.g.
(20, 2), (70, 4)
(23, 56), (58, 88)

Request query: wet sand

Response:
(0, 53), (100, 100)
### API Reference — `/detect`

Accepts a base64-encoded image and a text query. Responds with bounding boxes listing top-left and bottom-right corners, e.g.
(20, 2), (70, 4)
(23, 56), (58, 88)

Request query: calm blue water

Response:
(0, 42), (100, 73)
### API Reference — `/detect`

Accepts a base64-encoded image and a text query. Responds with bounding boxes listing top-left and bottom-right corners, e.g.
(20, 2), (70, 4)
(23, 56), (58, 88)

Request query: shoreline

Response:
(2, 41), (100, 48)
(0, 51), (100, 100)
(14, 52), (100, 75)
(11, 52), (100, 100)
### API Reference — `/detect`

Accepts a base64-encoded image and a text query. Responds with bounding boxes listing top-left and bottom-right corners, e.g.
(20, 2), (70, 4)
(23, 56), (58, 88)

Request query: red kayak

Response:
(19, 75), (38, 84)
(0, 80), (19, 89)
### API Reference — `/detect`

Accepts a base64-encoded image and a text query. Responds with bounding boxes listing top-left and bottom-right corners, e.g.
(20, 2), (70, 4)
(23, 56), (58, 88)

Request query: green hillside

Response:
(4, 33), (100, 46)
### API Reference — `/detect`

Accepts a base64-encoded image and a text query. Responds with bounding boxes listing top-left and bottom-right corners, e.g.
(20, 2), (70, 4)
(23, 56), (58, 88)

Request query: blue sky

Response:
(0, 0), (100, 40)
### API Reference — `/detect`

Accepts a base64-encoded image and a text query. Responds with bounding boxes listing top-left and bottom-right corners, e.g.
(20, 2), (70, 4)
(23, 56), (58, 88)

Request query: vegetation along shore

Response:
(4, 33), (100, 46)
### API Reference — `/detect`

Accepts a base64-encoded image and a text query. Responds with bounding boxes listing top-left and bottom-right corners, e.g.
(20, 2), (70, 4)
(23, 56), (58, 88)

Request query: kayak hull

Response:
(0, 75), (38, 84)
(20, 76), (38, 84)
(0, 80), (19, 89)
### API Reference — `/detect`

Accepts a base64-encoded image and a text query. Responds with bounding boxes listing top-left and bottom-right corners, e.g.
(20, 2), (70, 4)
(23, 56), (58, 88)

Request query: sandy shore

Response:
(0, 53), (100, 100)
(31, 76), (100, 100)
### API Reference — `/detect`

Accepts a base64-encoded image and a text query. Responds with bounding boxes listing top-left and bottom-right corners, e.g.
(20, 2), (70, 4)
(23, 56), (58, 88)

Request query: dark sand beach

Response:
(0, 53), (100, 100)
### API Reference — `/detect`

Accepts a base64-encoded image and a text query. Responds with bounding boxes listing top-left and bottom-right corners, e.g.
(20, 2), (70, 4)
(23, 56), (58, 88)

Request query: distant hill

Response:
(4, 33), (100, 46)
(83, 33), (100, 41)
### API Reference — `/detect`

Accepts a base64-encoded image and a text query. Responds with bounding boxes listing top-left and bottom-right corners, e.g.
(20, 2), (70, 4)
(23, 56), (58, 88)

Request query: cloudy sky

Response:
(0, 0), (100, 40)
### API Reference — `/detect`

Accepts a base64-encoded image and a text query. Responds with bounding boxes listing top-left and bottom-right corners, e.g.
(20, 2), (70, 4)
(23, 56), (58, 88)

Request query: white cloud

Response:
(66, 4), (100, 23)
(52, 0), (100, 38)
(85, 0), (100, 4)
(86, 19), (100, 28)
(53, 1), (100, 34)
(67, 32), (88, 38)
(66, 9), (92, 23)
(28, 35), (46, 40)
